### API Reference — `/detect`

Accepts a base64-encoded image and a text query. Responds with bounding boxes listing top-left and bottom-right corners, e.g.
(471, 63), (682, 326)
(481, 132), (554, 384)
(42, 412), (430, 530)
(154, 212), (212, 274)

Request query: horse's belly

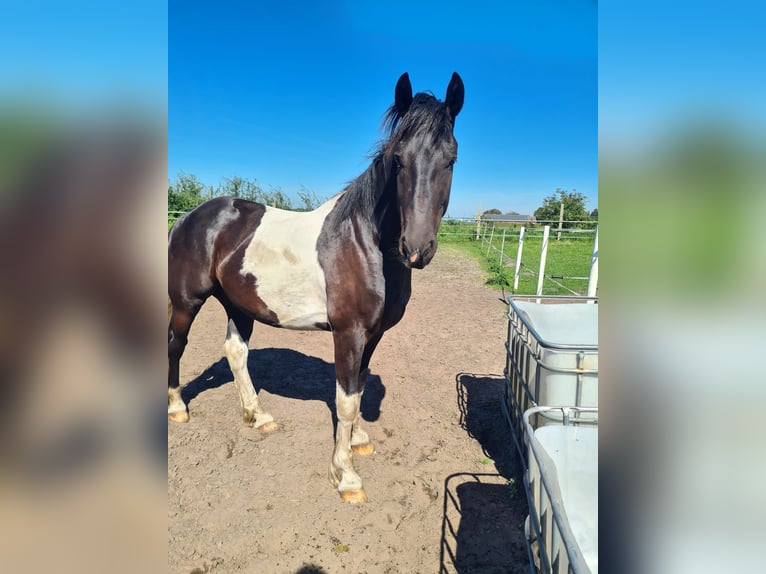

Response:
(253, 262), (329, 329)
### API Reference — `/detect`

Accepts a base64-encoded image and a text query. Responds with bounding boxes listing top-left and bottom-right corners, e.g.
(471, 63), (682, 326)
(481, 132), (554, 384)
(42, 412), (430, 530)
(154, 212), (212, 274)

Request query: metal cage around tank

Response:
(502, 295), (599, 462)
(523, 406), (598, 574)
(501, 296), (599, 573)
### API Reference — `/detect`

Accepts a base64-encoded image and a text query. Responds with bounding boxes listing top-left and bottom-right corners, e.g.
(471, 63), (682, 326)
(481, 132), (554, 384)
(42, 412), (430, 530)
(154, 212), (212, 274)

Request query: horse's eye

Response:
(447, 158), (457, 170)
(393, 155), (403, 171)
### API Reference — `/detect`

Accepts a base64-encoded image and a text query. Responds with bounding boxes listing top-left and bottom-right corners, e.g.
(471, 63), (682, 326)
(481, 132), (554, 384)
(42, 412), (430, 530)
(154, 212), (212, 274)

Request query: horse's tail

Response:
(168, 296), (173, 324)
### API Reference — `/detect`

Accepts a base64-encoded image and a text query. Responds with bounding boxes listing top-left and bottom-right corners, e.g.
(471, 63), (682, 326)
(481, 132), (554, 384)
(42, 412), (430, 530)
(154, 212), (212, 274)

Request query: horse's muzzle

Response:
(400, 238), (436, 269)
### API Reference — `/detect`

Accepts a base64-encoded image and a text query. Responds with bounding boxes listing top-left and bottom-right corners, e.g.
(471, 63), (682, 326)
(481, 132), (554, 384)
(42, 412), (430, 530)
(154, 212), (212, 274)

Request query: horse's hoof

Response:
(257, 421), (279, 433)
(339, 489), (368, 504)
(351, 442), (375, 456)
(168, 410), (190, 423)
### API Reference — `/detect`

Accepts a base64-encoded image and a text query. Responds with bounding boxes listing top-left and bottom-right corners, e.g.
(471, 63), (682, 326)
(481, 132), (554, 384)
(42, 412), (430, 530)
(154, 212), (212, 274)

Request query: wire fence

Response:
(435, 218), (598, 296)
(437, 217), (597, 243)
(486, 222), (597, 296)
(168, 211), (186, 227)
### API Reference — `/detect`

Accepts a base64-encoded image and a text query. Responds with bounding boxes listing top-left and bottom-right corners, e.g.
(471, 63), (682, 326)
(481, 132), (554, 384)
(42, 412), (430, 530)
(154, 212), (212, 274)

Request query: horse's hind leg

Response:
(222, 308), (278, 432)
(168, 300), (203, 423)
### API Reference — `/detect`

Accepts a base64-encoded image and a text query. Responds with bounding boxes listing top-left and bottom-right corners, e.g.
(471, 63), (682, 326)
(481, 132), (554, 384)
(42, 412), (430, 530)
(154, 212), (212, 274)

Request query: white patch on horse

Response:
(167, 386), (185, 415)
(223, 319), (274, 428)
(241, 196), (340, 329)
(330, 381), (364, 493)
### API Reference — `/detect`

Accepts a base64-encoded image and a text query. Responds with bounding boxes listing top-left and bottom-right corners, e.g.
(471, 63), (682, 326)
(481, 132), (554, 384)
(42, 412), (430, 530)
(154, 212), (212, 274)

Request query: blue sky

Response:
(599, 1), (766, 152)
(1, 1), (166, 107)
(170, 0), (597, 218)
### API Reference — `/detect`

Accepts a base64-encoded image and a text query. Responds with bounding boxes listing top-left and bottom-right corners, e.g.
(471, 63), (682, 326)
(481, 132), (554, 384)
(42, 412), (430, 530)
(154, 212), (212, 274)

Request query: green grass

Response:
(438, 221), (596, 295)
(168, 213), (183, 231)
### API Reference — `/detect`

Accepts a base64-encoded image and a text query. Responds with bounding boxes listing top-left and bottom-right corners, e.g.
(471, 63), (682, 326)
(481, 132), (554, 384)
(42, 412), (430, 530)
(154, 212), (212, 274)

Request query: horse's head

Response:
(385, 72), (464, 269)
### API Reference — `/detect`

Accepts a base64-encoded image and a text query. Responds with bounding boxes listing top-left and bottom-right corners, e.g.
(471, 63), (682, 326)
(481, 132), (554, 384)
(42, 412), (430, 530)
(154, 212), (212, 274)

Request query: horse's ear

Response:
(445, 72), (464, 120)
(395, 73), (413, 116)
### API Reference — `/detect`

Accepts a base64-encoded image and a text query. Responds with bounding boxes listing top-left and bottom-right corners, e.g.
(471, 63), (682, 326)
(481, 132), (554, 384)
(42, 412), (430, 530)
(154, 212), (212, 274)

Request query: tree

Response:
(590, 208), (598, 220)
(168, 172), (326, 214)
(262, 185), (292, 210)
(168, 171), (210, 212)
(482, 208), (502, 216)
(534, 188), (591, 227)
(295, 186), (324, 211)
(219, 175), (263, 201)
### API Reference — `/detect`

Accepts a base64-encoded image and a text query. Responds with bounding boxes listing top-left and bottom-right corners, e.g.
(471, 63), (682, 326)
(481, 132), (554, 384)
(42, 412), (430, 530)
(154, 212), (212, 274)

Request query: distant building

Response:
(482, 212), (537, 224)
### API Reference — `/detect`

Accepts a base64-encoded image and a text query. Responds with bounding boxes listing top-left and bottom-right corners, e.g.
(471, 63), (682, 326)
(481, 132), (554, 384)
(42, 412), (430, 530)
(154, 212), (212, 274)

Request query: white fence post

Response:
(486, 223), (495, 257)
(586, 226), (599, 300)
(499, 228), (507, 265)
(513, 226), (525, 290)
(557, 201), (564, 241)
(536, 225), (550, 297)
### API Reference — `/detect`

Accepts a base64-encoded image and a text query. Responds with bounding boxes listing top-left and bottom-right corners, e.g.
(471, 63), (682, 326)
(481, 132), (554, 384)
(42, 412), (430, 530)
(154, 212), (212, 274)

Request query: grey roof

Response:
(484, 212), (536, 222)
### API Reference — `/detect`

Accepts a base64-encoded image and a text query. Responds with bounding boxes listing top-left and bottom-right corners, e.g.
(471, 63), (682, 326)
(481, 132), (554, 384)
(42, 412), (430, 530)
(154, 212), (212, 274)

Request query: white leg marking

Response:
(167, 386), (186, 414)
(350, 369), (372, 450)
(223, 329), (275, 430)
(330, 381), (365, 497)
(168, 386), (189, 423)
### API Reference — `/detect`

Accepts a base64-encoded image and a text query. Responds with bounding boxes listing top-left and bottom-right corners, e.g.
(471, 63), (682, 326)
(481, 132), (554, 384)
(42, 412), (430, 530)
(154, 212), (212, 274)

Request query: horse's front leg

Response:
(350, 331), (382, 456)
(349, 368), (374, 455)
(329, 327), (369, 503)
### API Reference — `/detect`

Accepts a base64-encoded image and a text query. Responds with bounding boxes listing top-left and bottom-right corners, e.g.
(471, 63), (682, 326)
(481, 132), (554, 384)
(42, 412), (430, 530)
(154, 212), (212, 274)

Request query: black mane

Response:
(331, 153), (390, 225)
(332, 92), (453, 225)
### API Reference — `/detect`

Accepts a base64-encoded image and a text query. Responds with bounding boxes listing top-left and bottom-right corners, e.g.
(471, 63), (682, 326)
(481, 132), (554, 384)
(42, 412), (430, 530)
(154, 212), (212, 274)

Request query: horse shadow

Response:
(439, 373), (529, 574)
(180, 347), (386, 427)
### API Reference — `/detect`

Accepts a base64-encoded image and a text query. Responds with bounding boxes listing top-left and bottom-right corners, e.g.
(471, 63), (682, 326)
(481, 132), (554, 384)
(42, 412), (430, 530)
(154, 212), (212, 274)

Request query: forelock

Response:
(382, 93), (454, 155)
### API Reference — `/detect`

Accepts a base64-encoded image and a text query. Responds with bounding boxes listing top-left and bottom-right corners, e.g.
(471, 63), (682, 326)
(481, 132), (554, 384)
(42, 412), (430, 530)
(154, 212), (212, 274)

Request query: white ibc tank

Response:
(514, 301), (598, 413)
(533, 424), (599, 573)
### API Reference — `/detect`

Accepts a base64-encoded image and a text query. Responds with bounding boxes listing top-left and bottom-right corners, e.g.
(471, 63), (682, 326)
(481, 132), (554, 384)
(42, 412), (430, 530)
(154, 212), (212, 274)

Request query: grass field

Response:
(437, 222), (596, 296)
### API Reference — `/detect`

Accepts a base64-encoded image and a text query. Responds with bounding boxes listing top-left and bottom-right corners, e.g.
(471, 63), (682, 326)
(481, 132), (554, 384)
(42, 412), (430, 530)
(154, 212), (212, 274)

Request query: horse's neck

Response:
(347, 155), (402, 255)
(378, 190), (413, 320)
(351, 166), (413, 308)
(329, 155), (404, 259)
(374, 176), (403, 253)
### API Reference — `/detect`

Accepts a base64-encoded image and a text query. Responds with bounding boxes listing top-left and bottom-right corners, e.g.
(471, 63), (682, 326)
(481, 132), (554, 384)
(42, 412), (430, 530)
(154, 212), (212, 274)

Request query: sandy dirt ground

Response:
(168, 244), (530, 574)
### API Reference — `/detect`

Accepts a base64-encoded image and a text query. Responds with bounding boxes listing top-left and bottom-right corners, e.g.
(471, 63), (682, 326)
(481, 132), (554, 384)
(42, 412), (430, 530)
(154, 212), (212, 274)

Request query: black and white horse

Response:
(168, 72), (464, 502)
